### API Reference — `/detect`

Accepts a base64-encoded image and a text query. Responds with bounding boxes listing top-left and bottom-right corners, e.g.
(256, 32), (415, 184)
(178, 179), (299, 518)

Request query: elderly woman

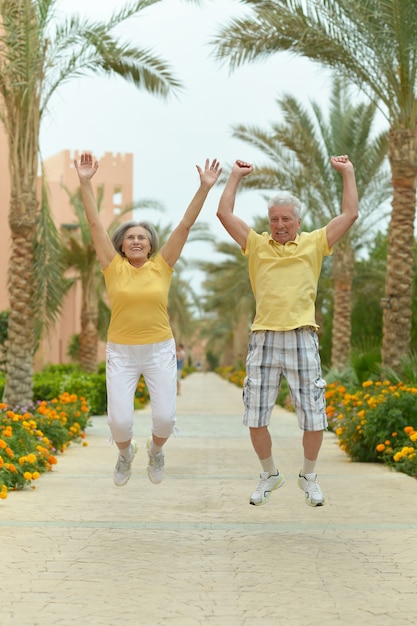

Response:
(75, 152), (221, 487)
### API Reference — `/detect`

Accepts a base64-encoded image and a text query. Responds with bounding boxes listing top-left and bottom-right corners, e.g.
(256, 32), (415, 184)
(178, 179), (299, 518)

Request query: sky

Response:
(40, 0), (338, 291)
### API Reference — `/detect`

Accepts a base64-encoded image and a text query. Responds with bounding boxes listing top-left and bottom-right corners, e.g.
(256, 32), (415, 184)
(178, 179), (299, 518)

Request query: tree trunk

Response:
(78, 273), (99, 373)
(331, 243), (354, 370)
(232, 313), (250, 367)
(3, 198), (38, 407)
(382, 128), (417, 370)
(2, 106), (40, 406)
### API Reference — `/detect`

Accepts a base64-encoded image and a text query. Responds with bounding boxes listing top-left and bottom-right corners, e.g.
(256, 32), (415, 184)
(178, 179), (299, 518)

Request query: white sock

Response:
(260, 456), (278, 476)
(302, 458), (316, 476)
(150, 441), (163, 455)
(120, 444), (133, 459)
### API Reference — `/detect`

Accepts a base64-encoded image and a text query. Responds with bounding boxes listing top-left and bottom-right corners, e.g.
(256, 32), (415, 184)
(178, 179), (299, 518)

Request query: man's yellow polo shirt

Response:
(103, 253), (173, 344)
(243, 227), (332, 332)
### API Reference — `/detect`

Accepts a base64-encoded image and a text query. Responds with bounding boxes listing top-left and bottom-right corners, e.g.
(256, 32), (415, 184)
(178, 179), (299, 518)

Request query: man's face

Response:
(269, 205), (301, 244)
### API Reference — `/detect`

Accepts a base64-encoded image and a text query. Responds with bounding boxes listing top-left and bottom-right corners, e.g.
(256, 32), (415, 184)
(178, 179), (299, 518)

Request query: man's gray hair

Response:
(267, 192), (302, 219)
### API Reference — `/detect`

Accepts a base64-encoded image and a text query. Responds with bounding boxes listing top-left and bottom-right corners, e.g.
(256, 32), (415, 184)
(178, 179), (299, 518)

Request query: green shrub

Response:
(326, 380), (417, 476)
(33, 365), (107, 416)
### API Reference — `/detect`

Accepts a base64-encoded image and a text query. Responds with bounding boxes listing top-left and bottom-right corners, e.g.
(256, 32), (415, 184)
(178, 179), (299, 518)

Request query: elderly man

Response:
(217, 155), (358, 507)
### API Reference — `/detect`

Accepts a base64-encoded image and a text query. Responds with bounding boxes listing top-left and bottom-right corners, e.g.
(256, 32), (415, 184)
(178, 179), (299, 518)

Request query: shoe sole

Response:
(297, 477), (325, 507)
(250, 475), (286, 506)
(113, 440), (137, 487)
(147, 437), (164, 484)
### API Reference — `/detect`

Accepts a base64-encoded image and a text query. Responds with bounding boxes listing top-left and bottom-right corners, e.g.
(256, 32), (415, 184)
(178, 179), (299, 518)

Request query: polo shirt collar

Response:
(268, 233), (301, 247)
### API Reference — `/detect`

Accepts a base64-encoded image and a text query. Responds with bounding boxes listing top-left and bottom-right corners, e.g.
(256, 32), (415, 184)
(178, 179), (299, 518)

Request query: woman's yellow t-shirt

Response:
(103, 253), (173, 344)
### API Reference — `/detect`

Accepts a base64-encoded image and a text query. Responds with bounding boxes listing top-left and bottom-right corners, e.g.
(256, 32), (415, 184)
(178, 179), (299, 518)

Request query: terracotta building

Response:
(0, 140), (133, 369)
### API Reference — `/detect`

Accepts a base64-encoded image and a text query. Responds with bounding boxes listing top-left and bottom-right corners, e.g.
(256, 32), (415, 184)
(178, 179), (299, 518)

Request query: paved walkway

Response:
(2, 372), (417, 625)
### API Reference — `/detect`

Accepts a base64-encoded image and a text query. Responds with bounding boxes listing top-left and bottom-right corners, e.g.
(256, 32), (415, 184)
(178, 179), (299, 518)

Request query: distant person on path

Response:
(75, 152), (221, 488)
(217, 155), (358, 507)
(176, 343), (186, 395)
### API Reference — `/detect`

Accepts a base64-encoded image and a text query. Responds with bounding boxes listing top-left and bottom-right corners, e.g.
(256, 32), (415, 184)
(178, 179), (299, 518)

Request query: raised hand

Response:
(74, 152), (99, 182)
(233, 159), (253, 177)
(196, 158), (222, 189)
(330, 154), (354, 172)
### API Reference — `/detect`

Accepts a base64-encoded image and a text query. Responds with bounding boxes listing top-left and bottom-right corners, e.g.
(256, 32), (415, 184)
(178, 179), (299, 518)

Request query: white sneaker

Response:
(113, 440), (137, 487)
(250, 471), (285, 506)
(297, 472), (325, 506)
(147, 437), (165, 484)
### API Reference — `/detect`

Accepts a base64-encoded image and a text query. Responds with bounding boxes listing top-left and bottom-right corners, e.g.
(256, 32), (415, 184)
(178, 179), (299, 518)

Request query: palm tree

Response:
(212, 0), (417, 369)
(0, 0), (181, 407)
(199, 230), (259, 366)
(152, 219), (215, 342)
(230, 79), (390, 368)
(168, 273), (196, 340)
(34, 174), (73, 352)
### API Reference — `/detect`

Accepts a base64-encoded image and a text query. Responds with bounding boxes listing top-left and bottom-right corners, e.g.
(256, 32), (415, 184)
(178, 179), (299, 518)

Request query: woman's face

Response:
(121, 226), (152, 267)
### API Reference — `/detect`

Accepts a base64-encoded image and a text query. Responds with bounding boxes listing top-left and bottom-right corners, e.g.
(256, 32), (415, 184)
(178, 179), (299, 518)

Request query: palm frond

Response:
(32, 174), (72, 347)
(212, 0), (417, 126)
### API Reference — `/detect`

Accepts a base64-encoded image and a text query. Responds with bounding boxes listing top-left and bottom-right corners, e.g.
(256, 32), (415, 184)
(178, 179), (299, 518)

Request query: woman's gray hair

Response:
(267, 192), (302, 219)
(111, 220), (159, 257)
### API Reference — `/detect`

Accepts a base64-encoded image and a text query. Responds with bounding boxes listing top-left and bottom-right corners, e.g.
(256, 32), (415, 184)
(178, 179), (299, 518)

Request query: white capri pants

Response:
(106, 338), (177, 443)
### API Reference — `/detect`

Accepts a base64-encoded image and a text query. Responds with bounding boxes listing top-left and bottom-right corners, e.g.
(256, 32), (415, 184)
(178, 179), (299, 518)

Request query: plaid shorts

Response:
(243, 329), (328, 431)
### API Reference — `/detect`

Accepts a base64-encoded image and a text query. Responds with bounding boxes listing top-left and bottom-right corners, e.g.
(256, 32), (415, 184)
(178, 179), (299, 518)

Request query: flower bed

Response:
(217, 366), (417, 479)
(325, 380), (417, 478)
(0, 392), (90, 499)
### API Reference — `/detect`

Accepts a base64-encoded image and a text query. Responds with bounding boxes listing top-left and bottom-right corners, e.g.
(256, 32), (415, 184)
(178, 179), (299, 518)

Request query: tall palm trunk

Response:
(382, 129), (417, 369)
(78, 272), (99, 373)
(331, 244), (354, 370)
(232, 313), (249, 367)
(3, 116), (40, 406)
